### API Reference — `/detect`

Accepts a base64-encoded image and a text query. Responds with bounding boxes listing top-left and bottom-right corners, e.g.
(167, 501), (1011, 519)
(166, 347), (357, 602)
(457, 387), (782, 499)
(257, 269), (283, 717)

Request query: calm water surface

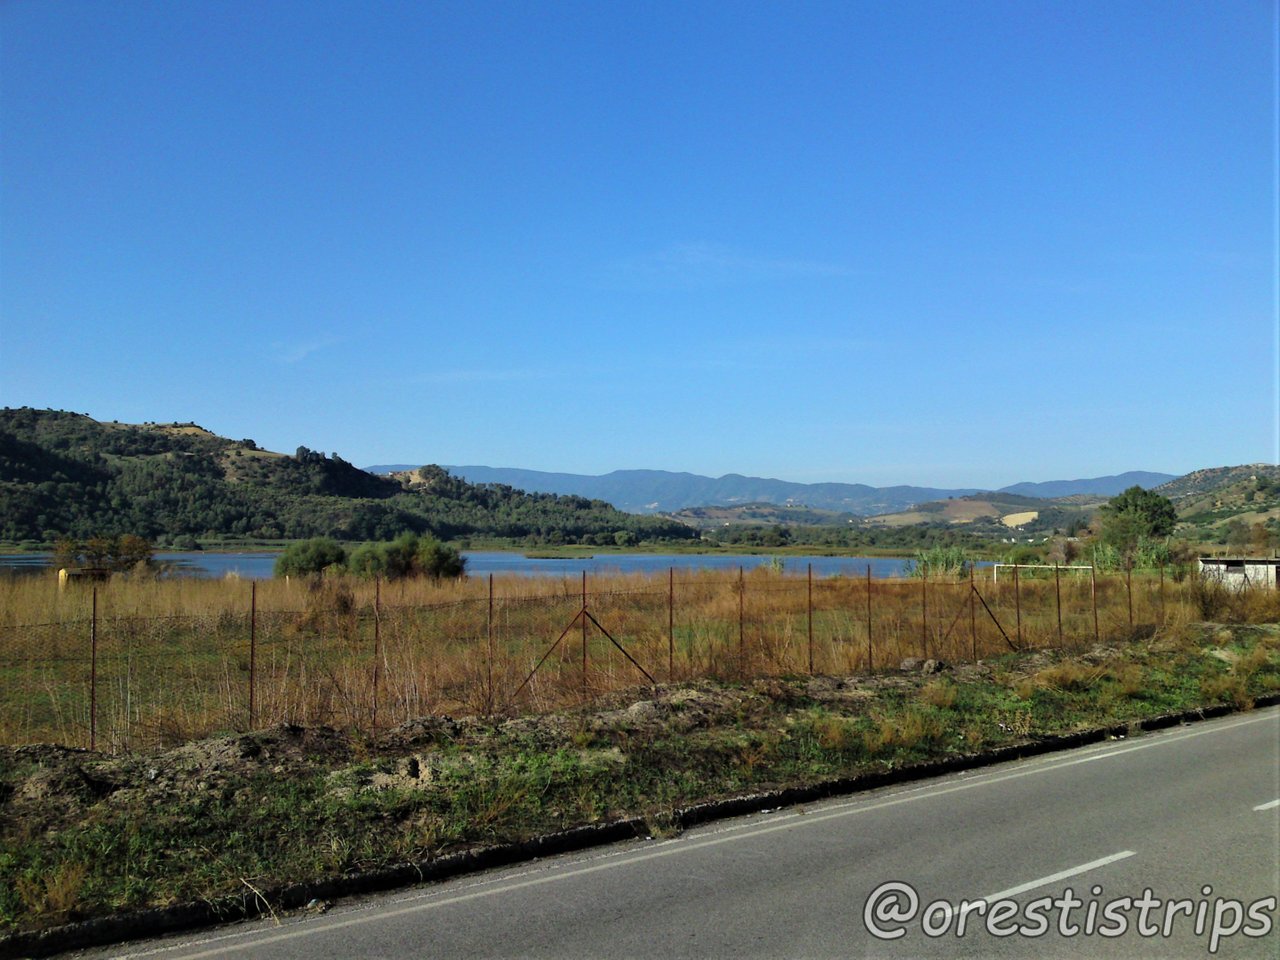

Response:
(0, 552), (281, 579)
(1, 551), (917, 579)
(463, 552), (914, 579)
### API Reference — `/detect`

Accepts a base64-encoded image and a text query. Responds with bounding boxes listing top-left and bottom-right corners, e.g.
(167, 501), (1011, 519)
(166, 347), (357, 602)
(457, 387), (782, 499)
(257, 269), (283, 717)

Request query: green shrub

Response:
(347, 533), (465, 581)
(906, 545), (969, 578)
(274, 538), (347, 577)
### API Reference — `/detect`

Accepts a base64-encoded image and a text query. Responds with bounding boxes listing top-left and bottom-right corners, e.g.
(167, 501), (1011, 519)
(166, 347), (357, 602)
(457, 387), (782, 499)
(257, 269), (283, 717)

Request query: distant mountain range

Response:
(362, 465), (1177, 516)
(6, 408), (1265, 547)
(999, 472), (1177, 499)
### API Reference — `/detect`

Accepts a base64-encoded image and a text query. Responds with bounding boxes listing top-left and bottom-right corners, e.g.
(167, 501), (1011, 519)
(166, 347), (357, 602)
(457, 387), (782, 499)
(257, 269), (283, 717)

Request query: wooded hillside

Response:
(0, 409), (697, 546)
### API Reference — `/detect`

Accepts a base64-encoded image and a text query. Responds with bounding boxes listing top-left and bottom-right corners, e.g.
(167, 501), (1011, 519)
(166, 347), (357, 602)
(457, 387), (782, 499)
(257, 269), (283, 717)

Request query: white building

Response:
(1197, 557), (1280, 590)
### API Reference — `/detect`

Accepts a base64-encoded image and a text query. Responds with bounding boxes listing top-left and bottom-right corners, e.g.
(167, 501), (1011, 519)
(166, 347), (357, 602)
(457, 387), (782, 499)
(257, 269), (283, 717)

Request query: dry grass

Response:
(812, 713), (859, 751)
(0, 566), (1259, 751)
(1236, 644), (1273, 677)
(4, 622), (1277, 939)
(1106, 663), (1145, 698)
(1201, 638), (1279, 709)
(1032, 661), (1108, 692)
(15, 861), (87, 923)
(1001, 511), (1039, 527)
(1186, 576), (1280, 624)
(866, 708), (943, 753)
(1200, 674), (1253, 710)
(918, 679), (957, 709)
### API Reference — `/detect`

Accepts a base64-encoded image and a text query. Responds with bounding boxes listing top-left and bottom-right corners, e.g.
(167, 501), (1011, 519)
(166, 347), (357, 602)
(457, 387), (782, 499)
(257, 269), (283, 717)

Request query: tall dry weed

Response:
(0, 565), (1235, 750)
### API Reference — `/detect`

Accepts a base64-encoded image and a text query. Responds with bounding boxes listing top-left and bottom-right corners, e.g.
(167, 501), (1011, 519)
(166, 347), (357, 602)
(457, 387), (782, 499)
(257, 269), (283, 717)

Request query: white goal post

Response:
(991, 563), (1093, 583)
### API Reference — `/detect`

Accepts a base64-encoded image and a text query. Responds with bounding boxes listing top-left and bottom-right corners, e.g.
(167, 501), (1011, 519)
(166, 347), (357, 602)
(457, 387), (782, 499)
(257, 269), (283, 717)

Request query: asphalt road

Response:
(99, 707), (1280, 959)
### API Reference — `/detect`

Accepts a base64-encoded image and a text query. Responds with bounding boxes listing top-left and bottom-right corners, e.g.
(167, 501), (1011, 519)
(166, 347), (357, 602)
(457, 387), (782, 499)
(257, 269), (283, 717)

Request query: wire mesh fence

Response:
(0, 564), (1195, 752)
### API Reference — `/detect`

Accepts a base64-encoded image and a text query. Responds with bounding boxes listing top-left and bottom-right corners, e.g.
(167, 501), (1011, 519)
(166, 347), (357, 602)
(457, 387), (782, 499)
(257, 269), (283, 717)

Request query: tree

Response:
(53, 534), (154, 572)
(115, 534), (153, 569)
(347, 533), (465, 581)
(415, 536), (466, 579)
(1223, 518), (1250, 554)
(1249, 522), (1274, 556)
(274, 538), (347, 577)
(1099, 486), (1177, 555)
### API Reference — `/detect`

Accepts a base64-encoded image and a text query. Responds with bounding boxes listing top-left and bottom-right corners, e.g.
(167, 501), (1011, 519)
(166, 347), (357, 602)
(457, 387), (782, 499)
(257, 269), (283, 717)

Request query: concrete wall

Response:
(1198, 559), (1279, 590)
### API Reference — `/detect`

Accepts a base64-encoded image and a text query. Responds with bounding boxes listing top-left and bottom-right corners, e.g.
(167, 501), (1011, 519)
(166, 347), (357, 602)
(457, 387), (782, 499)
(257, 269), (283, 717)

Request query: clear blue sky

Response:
(2, 1), (1276, 488)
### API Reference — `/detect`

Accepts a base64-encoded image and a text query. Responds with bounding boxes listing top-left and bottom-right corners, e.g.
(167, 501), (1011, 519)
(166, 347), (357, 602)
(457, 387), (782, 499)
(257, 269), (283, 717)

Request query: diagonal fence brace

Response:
(973, 586), (1018, 651)
(582, 609), (656, 684)
(512, 605), (657, 702)
(511, 609), (585, 701)
(939, 583), (1019, 652)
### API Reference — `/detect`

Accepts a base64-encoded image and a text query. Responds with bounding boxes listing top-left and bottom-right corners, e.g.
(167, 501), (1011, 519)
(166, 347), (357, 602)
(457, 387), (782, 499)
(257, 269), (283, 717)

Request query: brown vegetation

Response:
(0, 566), (1270, 751)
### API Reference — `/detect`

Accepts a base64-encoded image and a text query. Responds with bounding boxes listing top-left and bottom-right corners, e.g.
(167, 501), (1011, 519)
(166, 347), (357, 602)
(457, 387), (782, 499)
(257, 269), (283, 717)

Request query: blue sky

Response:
(2, 1), (1276, 488)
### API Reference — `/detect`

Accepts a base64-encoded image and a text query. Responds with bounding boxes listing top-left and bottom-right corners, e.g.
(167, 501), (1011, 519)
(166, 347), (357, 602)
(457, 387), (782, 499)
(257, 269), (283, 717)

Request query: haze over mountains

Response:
(362, 465), (1177, 516)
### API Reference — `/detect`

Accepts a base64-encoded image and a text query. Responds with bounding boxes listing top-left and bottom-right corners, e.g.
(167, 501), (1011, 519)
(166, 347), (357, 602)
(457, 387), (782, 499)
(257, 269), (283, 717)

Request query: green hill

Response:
(669, 502), (860, 529)
(1158, 464), (1280, 543)
(1155, 463), (1280, 502)
(0, 409), (697, 547)
(853, 467), (1280, 546)
(860, 491), (1101, 537)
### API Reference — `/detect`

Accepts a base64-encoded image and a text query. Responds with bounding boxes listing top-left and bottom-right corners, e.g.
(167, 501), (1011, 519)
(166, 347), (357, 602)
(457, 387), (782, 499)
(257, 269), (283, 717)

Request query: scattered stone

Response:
(384, 716), (461, 748)
(1080, 646), (1122, 665)
(627, 700), (661, 721)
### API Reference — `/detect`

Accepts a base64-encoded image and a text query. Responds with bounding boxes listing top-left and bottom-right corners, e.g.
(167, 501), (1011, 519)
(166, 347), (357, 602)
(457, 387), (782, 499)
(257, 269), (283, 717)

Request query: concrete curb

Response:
(4, 694), (1277, 959)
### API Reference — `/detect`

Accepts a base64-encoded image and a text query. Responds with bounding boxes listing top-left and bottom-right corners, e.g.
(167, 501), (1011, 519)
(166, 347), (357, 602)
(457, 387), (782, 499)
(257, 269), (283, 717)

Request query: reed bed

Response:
(0, 565), (1240, 751)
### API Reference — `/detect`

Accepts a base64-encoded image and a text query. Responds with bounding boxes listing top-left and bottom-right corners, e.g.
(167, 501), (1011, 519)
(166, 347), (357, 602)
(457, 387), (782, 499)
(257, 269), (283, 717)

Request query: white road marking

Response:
(116, 708), (1278, 958)
(955, 850), (1137, 918)
(1254, 798), (1280, 811)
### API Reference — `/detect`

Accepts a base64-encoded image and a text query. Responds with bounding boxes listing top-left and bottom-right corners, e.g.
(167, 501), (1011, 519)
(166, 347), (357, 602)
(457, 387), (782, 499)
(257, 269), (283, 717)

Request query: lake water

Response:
(0, 552), (282, 579)
(1, 551), (915, 580)
(463, 551), (914, 578)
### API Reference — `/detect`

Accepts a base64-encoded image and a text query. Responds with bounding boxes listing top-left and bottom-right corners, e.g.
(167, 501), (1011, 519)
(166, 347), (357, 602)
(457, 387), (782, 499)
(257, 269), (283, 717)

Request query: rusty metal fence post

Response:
(1054, 563), (1063, 647)
(1091, 565), (1100, 644)
(1126, 562), (1134, 628)
(90, 586), (98, 751)
(249, 581), (257, 731)
(1013, 564), (1022, 649)
(511, 574), (652, 707)
(668, 567), (674, 681)
(738, 566), (745, 675)
(920, 573), (928, 659)
(486, 573), (494, 715)
(969, 564), (977, 660)
(865, 564), (873, 672)
(807, 563), (814, 674)
(371, 577), (382, 731)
